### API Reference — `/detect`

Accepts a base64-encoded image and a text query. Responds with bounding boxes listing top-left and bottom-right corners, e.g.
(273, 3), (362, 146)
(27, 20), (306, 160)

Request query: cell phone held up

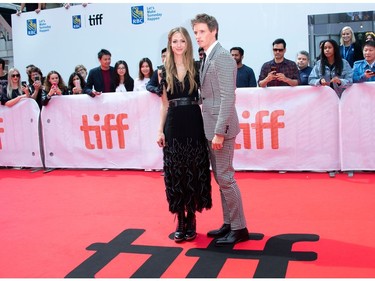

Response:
(21, 81), (27, 87)
(271, 66), (277, 73)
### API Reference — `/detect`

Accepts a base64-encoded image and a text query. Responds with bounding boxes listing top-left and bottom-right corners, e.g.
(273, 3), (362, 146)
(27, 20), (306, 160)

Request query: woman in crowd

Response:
(365, 31), (375, 43)
(0, 68), (28, 107)
(75, 64), (88, 81)
(339, 26), (363, 68)
(156, 27), (212, 243)
(67, 72), (91, 95)
(134, 57), (154, 91)
(309, 39), (353, 98)
(23, 66), (44, 109)
(113, 60), (134, 92)
(41, 70), (68, 106)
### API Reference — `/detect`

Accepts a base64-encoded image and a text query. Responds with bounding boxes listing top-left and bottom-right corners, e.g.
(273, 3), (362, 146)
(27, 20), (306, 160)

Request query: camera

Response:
(35, 76), (40, 81)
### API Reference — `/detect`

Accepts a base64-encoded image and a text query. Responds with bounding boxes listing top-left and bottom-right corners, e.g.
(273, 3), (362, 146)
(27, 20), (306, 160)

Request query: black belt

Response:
(169, 97), (199, 107)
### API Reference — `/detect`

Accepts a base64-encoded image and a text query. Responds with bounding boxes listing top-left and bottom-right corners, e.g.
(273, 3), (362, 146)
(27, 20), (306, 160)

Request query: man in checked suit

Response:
(191, 13), (249, 246)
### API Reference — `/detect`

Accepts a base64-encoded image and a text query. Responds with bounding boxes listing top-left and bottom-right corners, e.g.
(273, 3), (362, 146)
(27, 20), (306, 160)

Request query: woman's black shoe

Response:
(185, 212), (197, 241)
(174, 211), (186, 242)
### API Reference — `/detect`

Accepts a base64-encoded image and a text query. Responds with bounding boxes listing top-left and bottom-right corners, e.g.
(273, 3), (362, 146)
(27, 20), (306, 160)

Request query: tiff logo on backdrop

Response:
(80, 113), (129, 150)
(88, 14), (103, 26)
(236, 109), (285, 150)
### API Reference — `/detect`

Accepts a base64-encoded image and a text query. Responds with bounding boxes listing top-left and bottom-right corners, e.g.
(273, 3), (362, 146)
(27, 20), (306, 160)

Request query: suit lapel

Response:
(200, 43), (221, 85)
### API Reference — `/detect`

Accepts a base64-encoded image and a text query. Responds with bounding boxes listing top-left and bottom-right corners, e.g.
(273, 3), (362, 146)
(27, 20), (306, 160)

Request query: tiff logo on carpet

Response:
(66, 228), (319, 278)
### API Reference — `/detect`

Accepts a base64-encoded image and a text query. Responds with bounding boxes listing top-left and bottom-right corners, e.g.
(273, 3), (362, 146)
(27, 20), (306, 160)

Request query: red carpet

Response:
(1, 168), (375, 278)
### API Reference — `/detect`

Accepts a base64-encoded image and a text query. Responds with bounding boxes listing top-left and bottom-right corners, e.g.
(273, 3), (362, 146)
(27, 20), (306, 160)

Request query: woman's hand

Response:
(22, 85), (30, 97)
(55, 87), (62, 95)
(330, 76), (341, 85)
(320, 78), (329, 86)
(365, 69), (375, 79)
(72, 87), (82, 94)
(33, 80), (42, 90)
(157, 132), (166, 147)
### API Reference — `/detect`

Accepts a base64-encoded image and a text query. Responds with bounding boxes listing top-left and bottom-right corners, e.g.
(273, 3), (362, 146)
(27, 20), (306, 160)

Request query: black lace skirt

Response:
(163, 137), (212, 214)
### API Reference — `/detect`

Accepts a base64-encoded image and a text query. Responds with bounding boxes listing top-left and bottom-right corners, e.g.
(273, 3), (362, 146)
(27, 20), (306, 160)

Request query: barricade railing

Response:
(0, 83), (374, 171)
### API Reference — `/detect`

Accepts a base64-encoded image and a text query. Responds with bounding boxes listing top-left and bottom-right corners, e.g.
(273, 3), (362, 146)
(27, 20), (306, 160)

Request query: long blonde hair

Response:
(6, 68), (22, 99)
(165, 27), (197, 95)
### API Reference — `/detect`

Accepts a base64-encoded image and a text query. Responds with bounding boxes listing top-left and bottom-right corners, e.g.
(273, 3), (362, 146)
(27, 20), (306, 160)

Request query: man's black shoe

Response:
(214, 227), (249, 246)
(207, 223), (231, 238)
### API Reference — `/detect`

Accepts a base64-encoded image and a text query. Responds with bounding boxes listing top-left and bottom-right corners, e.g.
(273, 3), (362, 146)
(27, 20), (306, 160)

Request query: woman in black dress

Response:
(157, 27), (212, 243)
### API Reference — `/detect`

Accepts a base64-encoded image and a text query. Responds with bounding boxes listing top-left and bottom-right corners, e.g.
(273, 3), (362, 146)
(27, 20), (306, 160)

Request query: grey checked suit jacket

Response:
(200, 43), (240, 141)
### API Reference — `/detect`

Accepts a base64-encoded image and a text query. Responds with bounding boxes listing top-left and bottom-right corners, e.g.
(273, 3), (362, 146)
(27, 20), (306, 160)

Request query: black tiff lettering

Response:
(65, 229), (319, 278)
(65, 229), (183, 278)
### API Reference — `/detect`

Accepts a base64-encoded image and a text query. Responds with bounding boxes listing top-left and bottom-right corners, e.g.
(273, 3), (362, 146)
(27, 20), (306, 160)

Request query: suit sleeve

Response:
(146, 70), (162, 96)
(214, 51), (237, 136)
(85, 69), (95, 97)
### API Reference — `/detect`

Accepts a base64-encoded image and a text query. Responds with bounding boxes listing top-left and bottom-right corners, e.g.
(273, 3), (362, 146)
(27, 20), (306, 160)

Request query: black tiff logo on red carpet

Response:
(65, 229), (319, 278)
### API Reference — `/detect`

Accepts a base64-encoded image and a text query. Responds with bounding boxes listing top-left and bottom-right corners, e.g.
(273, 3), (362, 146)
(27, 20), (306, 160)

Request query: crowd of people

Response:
(0, 48), (157, 108)
(1, 26), (374, 108)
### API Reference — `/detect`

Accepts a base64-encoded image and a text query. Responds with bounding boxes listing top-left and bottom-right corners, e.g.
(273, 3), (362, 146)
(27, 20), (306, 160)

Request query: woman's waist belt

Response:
(169, 97), (199, 107)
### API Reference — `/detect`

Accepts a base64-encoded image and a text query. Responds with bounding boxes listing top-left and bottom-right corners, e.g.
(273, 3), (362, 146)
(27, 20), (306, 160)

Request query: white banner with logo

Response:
(234, 86), (340, 171)
(0, 99), (43, 167)
(3, 85), (375, 171)
(40, 92), (163, 169)
(340, 82), (375, 171)
(40, 86), (341, 170)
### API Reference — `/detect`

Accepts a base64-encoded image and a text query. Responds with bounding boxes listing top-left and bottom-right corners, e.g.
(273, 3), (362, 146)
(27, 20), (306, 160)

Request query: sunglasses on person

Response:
(11, 74), (20, 78)
(273, 48), (285, 52)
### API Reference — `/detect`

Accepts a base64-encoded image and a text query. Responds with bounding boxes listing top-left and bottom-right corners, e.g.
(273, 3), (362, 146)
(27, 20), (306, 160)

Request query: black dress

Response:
(163, 72), (212, 214)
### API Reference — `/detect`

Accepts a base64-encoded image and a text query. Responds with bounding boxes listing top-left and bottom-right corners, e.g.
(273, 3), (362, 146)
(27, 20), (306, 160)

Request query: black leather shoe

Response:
(207, 223), (231, 238)
(214, 228), (249, 246)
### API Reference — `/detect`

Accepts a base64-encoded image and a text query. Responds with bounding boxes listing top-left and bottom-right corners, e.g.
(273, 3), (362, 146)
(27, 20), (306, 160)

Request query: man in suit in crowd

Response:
(86, 48), (115, 97)
(191, 13), (249, 246)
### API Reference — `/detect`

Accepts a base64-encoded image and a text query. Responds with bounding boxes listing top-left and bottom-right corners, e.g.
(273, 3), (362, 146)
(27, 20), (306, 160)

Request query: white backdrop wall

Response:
(11, 3), (374, 83)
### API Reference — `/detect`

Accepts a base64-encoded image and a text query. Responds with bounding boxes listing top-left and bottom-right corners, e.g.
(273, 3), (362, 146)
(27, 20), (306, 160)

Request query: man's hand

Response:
(212, 134), (224, 150)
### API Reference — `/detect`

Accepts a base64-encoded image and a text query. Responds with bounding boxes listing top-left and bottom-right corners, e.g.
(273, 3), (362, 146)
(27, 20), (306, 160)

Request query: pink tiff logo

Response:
(236, 110), (285, 150)
(80, 113), (129, 150)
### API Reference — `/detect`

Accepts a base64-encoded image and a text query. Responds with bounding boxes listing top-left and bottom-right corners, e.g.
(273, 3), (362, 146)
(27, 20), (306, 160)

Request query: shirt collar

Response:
(205, 41), (219, 60)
